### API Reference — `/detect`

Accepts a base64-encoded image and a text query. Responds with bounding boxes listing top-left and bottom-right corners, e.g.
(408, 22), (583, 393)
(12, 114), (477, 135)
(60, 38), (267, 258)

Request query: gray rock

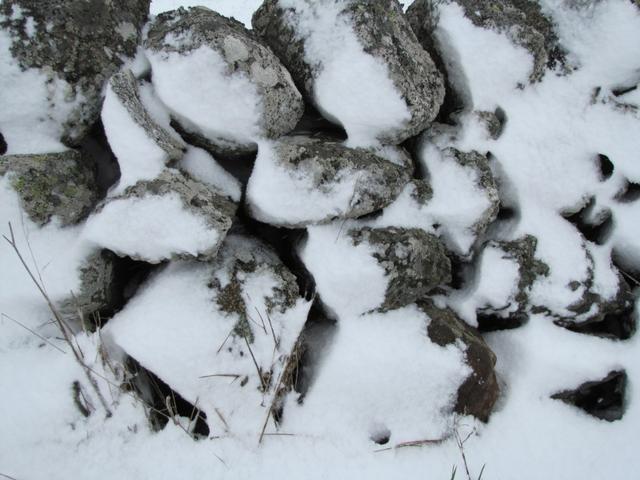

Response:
(109, 70), (186, 162)
(0, 150), (98, 226)
(476, 109), (506, 140)
(91, 170), (237, 262)
(252, 0), (445, 145)
(145, 7), (304, 153)
(349, 227), (451, 310)
(420, 299), (499, 422)
(0, 0), (151, 143)
(246, 135), (413, 227)
(407, 0), (567, 82)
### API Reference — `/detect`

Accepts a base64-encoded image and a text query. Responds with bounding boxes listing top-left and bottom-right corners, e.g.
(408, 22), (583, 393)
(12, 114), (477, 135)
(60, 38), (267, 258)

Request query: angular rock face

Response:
(108, 70), (186, 163)
(420, 300), (499, 422)
(0, 150), (98, 226)
(0, 0), (151, 144)
(252, 0), (445, 145)
(83, 170), (237, 263)
(349, 227), (452, 311)
(144, 7), (304, 155)
(551, 370), (627, 421)
(246, 135), (413, 227)
(407, 0), (566, 82)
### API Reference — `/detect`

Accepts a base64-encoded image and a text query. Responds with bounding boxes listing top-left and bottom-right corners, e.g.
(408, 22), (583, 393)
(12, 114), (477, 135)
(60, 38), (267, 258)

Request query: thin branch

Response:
(1, 313), (66, 354)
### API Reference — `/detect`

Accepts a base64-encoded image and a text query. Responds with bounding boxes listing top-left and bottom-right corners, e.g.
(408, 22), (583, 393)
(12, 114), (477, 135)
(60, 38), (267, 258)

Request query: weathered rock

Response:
(144, 7), (304, 154)
(0, 0), (151, 143)
(246, 135), (413, 227)
(407, 0), (567, 82)
(476, 109), (506, 140)
(551, 370), (626, 421)
(84, 170), (237, 263)
(475, 236), (549, 332)
(109, 70), (186, 162)
(0, 150), (98, 226)
(420, 300), (500, 422)
(252, 0), (445, 145)
(349, 227), (451, 310)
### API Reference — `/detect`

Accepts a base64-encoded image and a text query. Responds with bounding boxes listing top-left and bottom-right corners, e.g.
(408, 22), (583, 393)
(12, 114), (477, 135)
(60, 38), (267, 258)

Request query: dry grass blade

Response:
(374, 437), (445, 453)
(1, 312), (66, 354)
(264, 311), (279, 350)
(199, 373), (241, 379)
(0, 473), (19, 480)
(242, 332), (267, 391)
(214, 407), (230, 431)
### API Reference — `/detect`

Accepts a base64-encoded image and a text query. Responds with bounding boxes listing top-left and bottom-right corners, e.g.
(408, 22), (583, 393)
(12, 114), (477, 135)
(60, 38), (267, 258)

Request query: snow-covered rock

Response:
(252, 0), (445, 147)
(245, 136), (412, 228)
(0, 150), (98, 226)
(83, 170), (236, 263)
(144, 6), (304, 157)
(103, 70), (187, 194)
(0, 0), (151, 151)
(407, 0), (567, 83)
(106, 234), (312, 435)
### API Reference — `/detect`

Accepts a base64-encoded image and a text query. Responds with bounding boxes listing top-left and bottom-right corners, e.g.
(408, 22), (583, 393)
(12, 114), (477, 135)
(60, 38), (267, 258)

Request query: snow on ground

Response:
(179, 146), (242, 202)
(2, 1), (640, 480)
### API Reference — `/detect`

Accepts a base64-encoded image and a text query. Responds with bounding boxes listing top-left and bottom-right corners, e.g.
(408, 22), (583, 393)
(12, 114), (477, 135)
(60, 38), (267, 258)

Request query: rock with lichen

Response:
(0, 150), (98, 226)
(245, 135), (413, 228)
(253, 0), (445, 145)
(0, 0), (151, 146)
(144, 6), (304, 157)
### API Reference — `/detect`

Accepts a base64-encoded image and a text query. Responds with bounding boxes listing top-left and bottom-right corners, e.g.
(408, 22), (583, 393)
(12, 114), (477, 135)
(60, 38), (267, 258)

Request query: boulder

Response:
(0, 150), (98, 226)
(420, 300), (500, 422)
(245, 135), (413, 227)
(349, 227), (451, 311)
(83, 170), (237, 263)
(252, 0), (445, 145)
(144, 7), (304, 156)
(0, 0), (151, 145)
(407, 0), (567, 83)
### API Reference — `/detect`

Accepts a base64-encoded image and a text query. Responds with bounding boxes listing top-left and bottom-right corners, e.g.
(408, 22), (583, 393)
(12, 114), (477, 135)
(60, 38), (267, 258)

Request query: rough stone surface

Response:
(407, 0), (567, 82)
(252, 0), (445, 145)
(92, 170), (237, 262)
(109, 70), (186, 162)
(145, 7), (304, 151)
(246, 135), (413, 227)
(477, 235), (549, 331)
(420, 299), (499, 422)
(0, 150), (98, 226)
(551, 370), (627, 421)
(476, 109), (506, 140)
(0, 0), (151, 143)
(349, 227), (452, 310)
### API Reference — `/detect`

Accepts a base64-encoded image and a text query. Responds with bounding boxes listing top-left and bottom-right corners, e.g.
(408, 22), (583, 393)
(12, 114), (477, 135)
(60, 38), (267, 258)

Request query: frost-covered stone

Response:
(144, 7), (304, 156)
(246, 136), (412, 228)
(83, 170), (236, 263)
(0, 0), (151, 146)
(373, 143), (499, 258)
(420, 300), (499, 422)
(252, 0), (445, 146)
(106, 234), (312, 434)
(349, 227), (451, 311)
(407, 0), (567, 82)
(0, 150), (98, 226)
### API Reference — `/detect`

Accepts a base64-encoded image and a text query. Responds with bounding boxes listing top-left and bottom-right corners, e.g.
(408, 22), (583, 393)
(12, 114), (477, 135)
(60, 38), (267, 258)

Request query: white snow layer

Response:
(83, 192), (218, 263)
(279, 0), (411, 147)
(179, 146), (242, 201)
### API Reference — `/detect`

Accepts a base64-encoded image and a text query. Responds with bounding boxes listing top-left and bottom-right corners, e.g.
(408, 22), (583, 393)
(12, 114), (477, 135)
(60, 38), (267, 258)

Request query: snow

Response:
(179, 146), (241, 202)
(146, 45), (262, 147)
(279, 0), (411, 147)
(83, 192), (218, 263)
(101, 81), (169, 195)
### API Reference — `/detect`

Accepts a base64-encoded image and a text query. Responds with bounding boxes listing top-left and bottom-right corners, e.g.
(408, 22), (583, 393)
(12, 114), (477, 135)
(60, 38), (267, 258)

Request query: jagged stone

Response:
(420, 300), (500, 422)
(0, 0), (151, 143)
(253, 0), (445, 144)
(0, 150), (98, 226)
(349, 227), (451, 310)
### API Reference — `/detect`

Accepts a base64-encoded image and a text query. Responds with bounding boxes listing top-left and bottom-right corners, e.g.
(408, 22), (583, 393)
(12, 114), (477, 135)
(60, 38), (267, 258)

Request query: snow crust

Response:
(279, 0), (410, 147)
(83, 192), (218, 263)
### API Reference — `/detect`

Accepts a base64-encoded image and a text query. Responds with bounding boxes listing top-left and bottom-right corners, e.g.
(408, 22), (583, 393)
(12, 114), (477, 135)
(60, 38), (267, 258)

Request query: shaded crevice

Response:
(125, 356), (210, 437)
(551, 370), (627, 421)
(563, 198), (613, 245)
(291, 103), (348, 141)
(477, 312), (527, 333)
(77, 120), (120, 196)
(0, 131), (6, 155)
(615, 180), (640, 204)
(596, 153), (614, 180)
(554, 301), (636, 341)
